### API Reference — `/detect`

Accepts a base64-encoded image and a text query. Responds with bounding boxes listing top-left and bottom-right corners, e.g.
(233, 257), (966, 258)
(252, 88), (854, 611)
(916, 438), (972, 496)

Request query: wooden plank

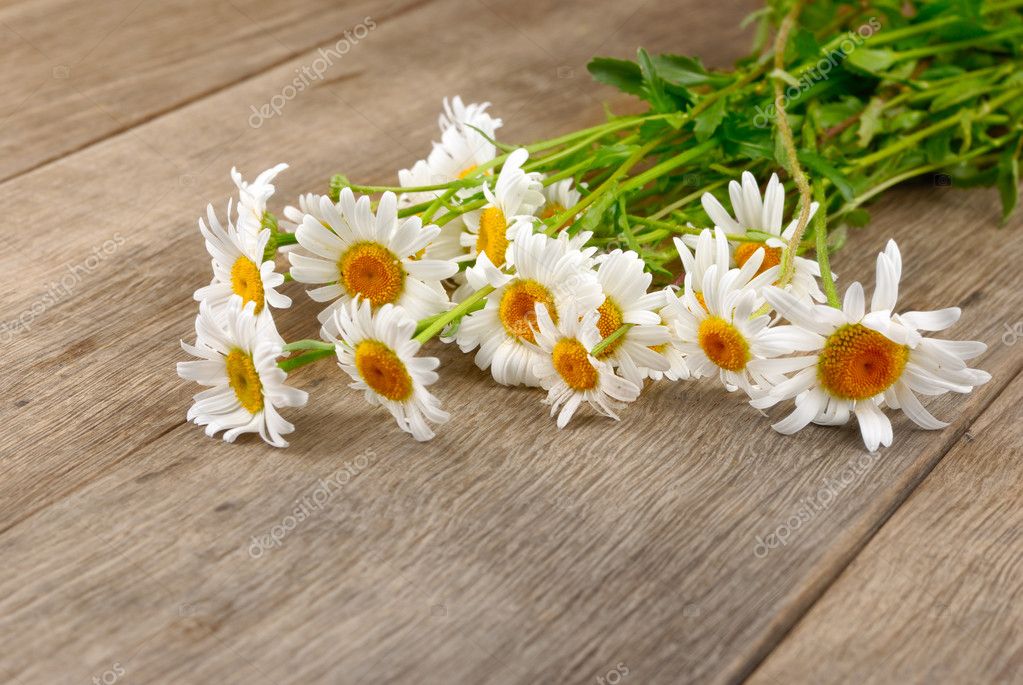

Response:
(749, 370), (1023, 684)
(0, 0), (428, 182)
(1, 1), (1021, 684)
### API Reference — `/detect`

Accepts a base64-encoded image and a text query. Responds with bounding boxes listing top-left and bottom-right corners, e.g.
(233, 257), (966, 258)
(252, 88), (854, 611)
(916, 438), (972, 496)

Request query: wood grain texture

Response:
(0, 0), (1021, 684)
(749, 371), (1023, 684)
(0, 0), (426, 182)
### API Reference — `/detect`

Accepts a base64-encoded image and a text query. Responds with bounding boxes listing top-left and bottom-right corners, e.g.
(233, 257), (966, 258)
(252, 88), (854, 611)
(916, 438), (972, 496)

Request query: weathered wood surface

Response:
(749, 374), (1023, 684)
(1, 1), (1021, 684)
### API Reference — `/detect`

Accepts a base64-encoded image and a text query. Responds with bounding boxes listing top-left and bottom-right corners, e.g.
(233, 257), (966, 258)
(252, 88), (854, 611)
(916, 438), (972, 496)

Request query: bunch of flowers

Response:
(179, 0), (1020, 449)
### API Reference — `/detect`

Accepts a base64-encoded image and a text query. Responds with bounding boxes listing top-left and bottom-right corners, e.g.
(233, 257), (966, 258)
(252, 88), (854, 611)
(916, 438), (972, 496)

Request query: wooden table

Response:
(2, 1), (1021, 683)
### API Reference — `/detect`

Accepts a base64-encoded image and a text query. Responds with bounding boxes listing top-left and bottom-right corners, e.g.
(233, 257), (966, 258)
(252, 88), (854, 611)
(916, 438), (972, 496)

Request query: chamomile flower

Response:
(232, 163), (288, 247)
(278, 192), (327, 254)
(460, 148), (545, 268)
(673, 227), (731, 305)
(537, 178), (582, 220)
(456, 225), (602, 387)
(177, 298), (308, 448)
(701, 171), (827, 302)
(756, 240), (990, 451)
(664, 251), (820, 395)
(531, 302), (641, 428)
(591, 250), (670, 385)
(193, 202), (291, 319)
(425, 106), (499, 185)
(323, 299), (449, 442)
(639, 294), (691, 382)
(438, 96), (502, 135)
(288, 189), (457, 324)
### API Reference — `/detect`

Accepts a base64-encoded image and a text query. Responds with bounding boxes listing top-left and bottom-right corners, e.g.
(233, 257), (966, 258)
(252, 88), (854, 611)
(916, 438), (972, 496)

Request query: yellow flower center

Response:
(697, 316), (750, 372)
(552, 338), (599, 390)
(338, 242), (405, 307)
(475, 206), (508, 266)
(694, 291), (708, 312)
(539, 202), (565, 220)
(457, 164), (478, 179)
(354, 339), (414, 401)
(230, 256), (265, 313)
(734, 243), (783, 277)
(499, 279), (556, 344)
(817, 323), (909, 400)
(595, 296), (624, 359)
(226, 348), (264, 414)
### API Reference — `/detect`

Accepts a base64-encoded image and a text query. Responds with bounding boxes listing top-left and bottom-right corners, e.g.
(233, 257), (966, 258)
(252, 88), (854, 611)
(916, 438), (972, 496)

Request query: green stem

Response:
(413, 285), (494, 344)
(591, 324), (633, 357)
(812, 176), (840, 308)
(278, 344), (336, 372)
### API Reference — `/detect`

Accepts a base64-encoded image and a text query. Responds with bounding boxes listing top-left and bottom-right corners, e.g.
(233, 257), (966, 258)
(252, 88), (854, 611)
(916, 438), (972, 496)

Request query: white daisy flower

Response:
(193, 202), (291, 319)
(664, 251), (820, 396)
(591, 250), (671, 386)
(531, 301), (641, 428)
(280, 192), (326, 234)
(323, 299), (449, 442)
(639, 292), (691, 382)
(425, 108), (498, 187)
(177, 298), (308, 448)
(232, 163), (288, 248)
(672, 227), (731, 305)
(756, 240), (990, 451)
(438, 95), (502, 135)
(538, 178), (582, 221)
(278, 192), (327, 254)
(701, 171), (828, 303)
(288, 189), (457, 324)
(460, 148), (545, 268)
(455, 225), (602, 387)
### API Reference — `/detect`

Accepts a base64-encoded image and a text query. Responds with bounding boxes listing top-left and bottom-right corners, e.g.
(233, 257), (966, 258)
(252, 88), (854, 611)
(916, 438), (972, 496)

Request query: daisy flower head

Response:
(455, 224), (602, 387)
(425, 106), (499, 187)
(438, 96), (502, 136)
(701, 171), (828, 303)
(639, 291), (691, 382)
(665, 249), (818, 396)
(673, 227), (731, 304)
(757, 240), (991, 451)
(460, 148), (545, 268)
(590, 249), (671, 385)
(323, 299), (449, 442)
(537, 178), (582, 221)
(177, 298), (308, 448)
(531, 300), (641, 428)
(288, 189), (457, 324)
(278, 192), (327, 254)
(232, 163), (288, 247)
(193, 202), (291, 319)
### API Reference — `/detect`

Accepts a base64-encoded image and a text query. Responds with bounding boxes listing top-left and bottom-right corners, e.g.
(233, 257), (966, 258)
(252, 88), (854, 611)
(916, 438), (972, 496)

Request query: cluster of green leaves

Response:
(559, 0), (1023, 277)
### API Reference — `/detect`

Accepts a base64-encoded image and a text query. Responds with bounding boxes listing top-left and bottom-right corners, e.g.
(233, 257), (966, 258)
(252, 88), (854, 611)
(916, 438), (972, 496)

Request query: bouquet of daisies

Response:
(178, 0), (1021, 449)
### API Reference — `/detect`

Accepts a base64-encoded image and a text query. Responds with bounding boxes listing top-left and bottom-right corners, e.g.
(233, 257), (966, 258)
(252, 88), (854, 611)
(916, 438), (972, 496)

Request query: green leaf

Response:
(996, 134), (1021, 225)
(857, 97), (886, 148)
(693, 97), (726, 142)
(637, 48), (674, 112)
(844, 48), (897, 76)
(652, 54), (715, 86)
(578, 184), (619, 234)
(798, 151), (857, 201)
(587, 57), (643, 96)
